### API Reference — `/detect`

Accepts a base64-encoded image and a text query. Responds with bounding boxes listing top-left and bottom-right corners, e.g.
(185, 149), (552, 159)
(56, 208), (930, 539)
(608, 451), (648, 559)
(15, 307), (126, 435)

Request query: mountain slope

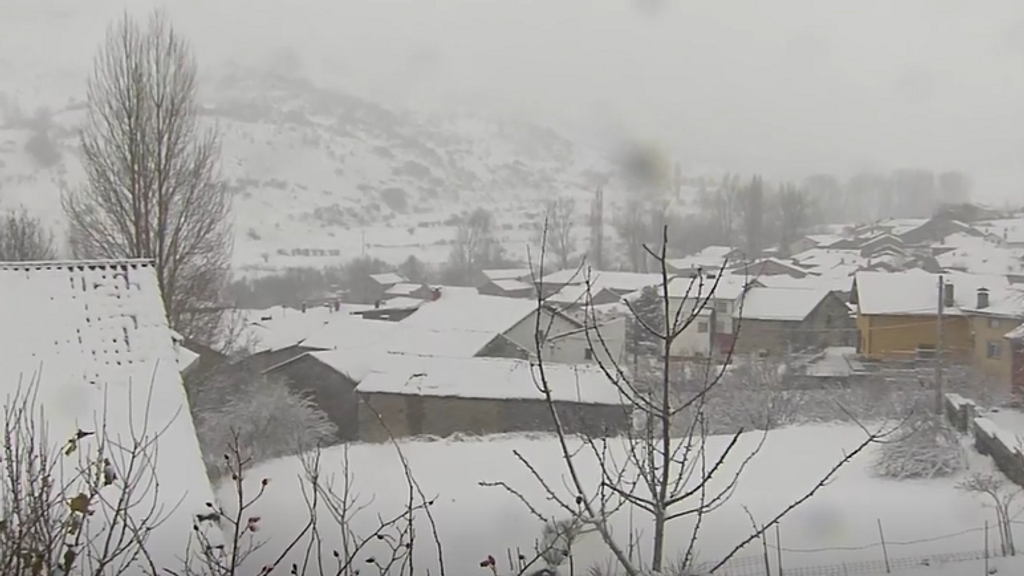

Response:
(0, 65), (617, 273)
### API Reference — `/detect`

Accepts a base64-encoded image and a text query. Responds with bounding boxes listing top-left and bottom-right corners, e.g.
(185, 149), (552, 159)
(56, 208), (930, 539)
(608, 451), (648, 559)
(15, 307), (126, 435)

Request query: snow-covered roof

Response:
(974, 218), (1024, 244)
(490, 278), (534, 292)
(539, 269), (661, 293)
(244, 306), (341, 353)
(865, 218), (929, 236)
(854, 269), (1012, 316)
(668, 274), (752, 300)
(306, 325), (503, 381)
(374, 296), (427, 310)
(355, 353), (627, 405)
(666, 245), (742, 271)
(736, 287), (832, 322)
(385, 282), (428, 296)
(756, 269), (857, 293)
(791, 248), (868, 270)
(301, 315), (399, 349)
(0, 260), (219, 561)
(547, 283), (619, 306)
(369, 272), (406, 285)
(401, 291), (540, 333)
(932, 234), (1024, 276)
(481, 268), (534, 282)
(805, 233), (844, 247)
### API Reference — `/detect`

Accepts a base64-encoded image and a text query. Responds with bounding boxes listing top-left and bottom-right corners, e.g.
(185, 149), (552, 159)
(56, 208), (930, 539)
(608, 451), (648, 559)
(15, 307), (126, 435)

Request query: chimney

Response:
(301, 301), (307, 313)
(374, 300), (381, 309)
(943, 281), (955, 308)
(430, 287), (442, 301)
(977, 287), (990, 310)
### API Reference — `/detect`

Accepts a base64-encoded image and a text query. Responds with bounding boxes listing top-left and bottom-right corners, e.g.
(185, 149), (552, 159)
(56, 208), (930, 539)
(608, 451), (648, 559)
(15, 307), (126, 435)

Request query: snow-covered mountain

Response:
(0, 64), (624, 273)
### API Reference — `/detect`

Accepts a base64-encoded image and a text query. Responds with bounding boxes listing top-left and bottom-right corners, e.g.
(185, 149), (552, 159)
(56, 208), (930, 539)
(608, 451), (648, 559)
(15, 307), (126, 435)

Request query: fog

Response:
(178, 0), (1024, 201)
(8, 0), (1024, 200)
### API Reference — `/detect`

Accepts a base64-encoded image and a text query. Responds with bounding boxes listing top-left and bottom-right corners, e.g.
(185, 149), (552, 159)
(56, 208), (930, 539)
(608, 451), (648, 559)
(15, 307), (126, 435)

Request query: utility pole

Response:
(935, 275), (945, 414)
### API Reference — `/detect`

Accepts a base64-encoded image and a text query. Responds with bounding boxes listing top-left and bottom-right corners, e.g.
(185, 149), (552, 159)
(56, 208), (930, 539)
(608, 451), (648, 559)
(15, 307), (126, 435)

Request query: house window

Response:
(697, 321), (709, 333)
(715, 300), (728, 314)
(988, 341), (1003, 359)
(989, 318), (1002, 329)
(584, 348), (594, 360)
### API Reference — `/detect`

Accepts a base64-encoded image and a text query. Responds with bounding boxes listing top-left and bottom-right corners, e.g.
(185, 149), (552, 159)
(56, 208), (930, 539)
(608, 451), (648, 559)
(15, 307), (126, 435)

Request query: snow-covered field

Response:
(216, 424), (1020, 575)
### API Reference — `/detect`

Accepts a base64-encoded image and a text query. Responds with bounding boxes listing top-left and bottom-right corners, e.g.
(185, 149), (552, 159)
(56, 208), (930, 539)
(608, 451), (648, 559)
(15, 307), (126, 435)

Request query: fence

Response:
(710, 395), (1024, 576)
(716, 519), (1022, 576)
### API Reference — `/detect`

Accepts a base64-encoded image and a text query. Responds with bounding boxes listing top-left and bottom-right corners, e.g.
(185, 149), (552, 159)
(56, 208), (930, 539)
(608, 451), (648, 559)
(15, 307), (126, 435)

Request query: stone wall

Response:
(944, 393), (1024, 487)
(358, 392), (629, 442)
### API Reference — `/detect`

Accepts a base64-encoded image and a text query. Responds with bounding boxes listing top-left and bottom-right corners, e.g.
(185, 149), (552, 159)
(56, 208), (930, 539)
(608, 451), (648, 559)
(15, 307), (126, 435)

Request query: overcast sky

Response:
(8, 0), (1024, 201)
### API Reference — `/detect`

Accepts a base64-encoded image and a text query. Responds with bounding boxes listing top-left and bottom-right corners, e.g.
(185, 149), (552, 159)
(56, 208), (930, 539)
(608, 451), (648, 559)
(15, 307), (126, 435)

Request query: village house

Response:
(666, 245), (747, 276)
(732, 287), (855, 356)
(958, 285), (1024, 383)
(477, 278), (535, 298)
(546, 283), (623, 313)
(0, 260), (220, 562)
(729, 257), (811, 279)
(1004, 325), (1024, 397)
(852, 269), (1012, 363)
(896, 215), (983, 246)
(383, 282), (435, 300)
(356, 354), (630, 441)
(357, 271), (407, 304)
(474, 268), (535, 287)
(261, 290), (627, 434)
(666, 273), (759, 357)
(538, 269), (662, 298)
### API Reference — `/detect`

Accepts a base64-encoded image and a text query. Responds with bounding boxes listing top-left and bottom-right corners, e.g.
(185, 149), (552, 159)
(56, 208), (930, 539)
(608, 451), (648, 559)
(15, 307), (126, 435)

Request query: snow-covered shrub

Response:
(194, 375), (337, 476)
(873, 407), (965, 480)
(681, 358), (802, 435)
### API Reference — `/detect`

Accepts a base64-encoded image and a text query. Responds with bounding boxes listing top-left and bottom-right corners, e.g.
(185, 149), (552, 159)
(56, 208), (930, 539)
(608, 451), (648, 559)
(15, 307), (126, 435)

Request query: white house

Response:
(0, 260), (220, 568)
(401, 291), (626, 365)
(666, 273), (758, 357)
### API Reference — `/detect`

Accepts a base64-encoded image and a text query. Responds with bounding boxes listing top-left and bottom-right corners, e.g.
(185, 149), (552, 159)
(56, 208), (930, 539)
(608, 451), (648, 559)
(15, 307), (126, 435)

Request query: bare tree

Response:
(0, 208), (56, 261)
(697, 173), (741, 246)
(535, 196), (577, 269)
(738, 175), (765, 258)
(776, 184), (812, 256)
(62, 11), (232, 344)
(491, 223), (902, 575)
(613, 198), (667, 273)
(446, 207), (506, 284)
(957, 473), (1019, 556)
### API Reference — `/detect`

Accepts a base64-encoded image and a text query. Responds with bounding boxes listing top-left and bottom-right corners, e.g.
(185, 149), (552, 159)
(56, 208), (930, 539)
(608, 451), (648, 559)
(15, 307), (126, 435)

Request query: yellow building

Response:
(853, 270), (1015, 369)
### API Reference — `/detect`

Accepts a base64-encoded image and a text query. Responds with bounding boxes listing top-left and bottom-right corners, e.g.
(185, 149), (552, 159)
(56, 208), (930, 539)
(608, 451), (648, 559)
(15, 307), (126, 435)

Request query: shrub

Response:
(192, 373), (337, 476)
(873, 407), (965, 480)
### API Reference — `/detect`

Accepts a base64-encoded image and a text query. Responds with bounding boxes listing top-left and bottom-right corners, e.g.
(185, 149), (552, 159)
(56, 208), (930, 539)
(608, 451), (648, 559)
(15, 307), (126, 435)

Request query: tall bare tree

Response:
(738, 175), (765, 259)
(62, 11), (232, 343)
(446, 207), (505, 284)
(534, 196), (577, 269)
(0, 209), (56, 261)
(697, 173), (741, 246)
(776, 183), (812, 256)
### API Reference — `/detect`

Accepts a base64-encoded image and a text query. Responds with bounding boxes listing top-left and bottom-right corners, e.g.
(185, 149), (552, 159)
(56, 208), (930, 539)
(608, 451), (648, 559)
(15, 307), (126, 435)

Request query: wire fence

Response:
(713, 519), (1024, 576)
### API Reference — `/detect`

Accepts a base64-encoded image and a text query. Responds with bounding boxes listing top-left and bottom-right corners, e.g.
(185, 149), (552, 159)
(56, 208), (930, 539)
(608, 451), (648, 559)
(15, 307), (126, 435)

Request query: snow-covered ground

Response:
(218, 424), (1020, 575)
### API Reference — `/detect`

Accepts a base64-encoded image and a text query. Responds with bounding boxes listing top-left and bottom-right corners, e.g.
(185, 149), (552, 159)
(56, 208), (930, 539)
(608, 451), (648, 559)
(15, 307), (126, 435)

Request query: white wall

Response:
(504, 310), (626, 366)
(666, 296), (735, 357)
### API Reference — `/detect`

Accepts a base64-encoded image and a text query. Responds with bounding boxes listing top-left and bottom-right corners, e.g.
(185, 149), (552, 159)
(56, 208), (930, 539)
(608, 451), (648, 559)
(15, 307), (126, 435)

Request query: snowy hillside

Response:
(0, 65), (631, 272)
